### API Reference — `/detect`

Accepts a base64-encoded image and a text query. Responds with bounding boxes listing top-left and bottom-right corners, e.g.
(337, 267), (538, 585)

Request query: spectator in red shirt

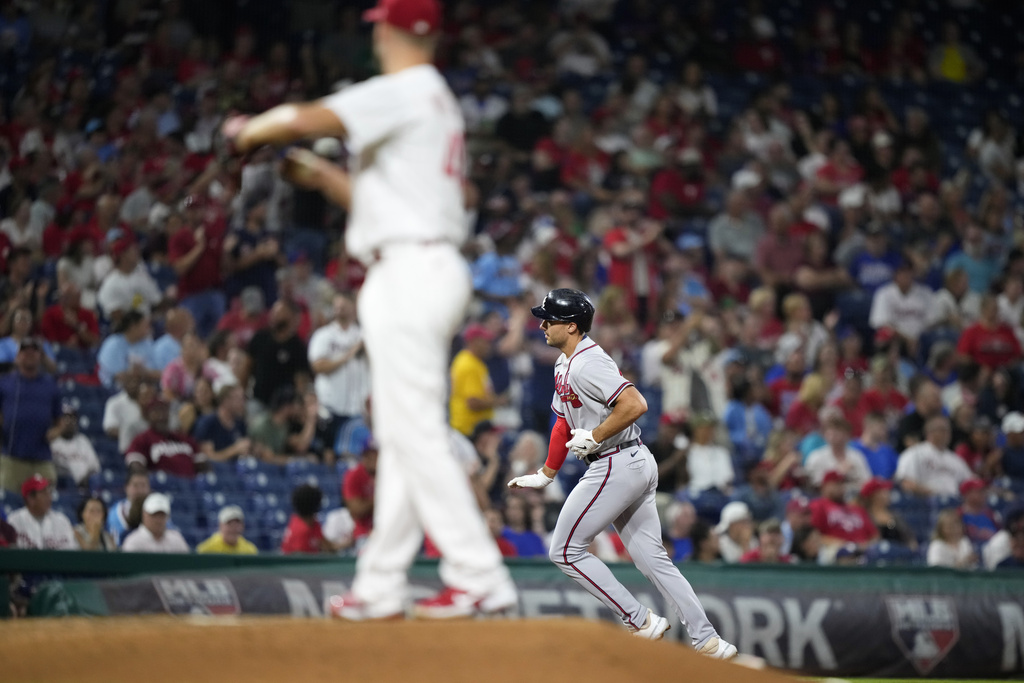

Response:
(531, 118), (572, 192)
(810, 470), (879, 550)
(814, 139), (864, 205)
(861, 355), (908, 427)
(648, 148), (710, 221)
(167, 204), (227, 339)
(559, 124), (611, 201)
(485, 508), (518, 557)
(342, 436), (377, 544)
(957, 294), (1022, 371)
(281, 483), (344, 554)
(740, 518), (793, 564)
(217, 286), (269, 348)
(754, 204), (804, 292)
(785, 373), (828, 437)
(769, 340), (805, 417)
(602, 189), (665, 327)
(829, 370), (871, 437)
(124, 399), (208, 479)
(39, 282), (99, 349)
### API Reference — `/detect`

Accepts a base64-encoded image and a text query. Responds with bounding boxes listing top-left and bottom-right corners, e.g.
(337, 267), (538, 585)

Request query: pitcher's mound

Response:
(1, 616), (792, 683)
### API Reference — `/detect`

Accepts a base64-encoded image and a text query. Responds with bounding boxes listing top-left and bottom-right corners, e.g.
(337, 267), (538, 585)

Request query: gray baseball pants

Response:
(548, 444), (718, 647)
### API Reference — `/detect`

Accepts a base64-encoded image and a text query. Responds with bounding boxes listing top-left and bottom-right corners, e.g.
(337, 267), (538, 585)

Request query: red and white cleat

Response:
(413, 584), (518, 620)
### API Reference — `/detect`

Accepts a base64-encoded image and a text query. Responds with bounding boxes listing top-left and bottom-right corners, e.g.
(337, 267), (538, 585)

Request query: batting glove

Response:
(507, 469), (555, 490)
(566, 429), (601, 459)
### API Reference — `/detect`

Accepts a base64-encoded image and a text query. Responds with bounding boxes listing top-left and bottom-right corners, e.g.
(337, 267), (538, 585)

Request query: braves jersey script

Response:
(323, 64), (467, 265)
(551, 337), (639, 450)
(125, 429), (206, 478)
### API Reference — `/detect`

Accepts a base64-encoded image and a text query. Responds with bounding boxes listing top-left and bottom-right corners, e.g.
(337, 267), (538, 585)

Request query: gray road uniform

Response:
(549, 336), (720, 646)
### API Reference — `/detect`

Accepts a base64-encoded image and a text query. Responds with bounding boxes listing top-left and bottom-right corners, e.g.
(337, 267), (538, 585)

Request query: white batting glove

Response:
(507, 469), (555, 490)
(566, 429), (601, 459)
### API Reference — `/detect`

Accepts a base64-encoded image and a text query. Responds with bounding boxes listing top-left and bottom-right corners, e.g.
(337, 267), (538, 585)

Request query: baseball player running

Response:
(509, 289), (737, 660)
(226, 0), (517, 619)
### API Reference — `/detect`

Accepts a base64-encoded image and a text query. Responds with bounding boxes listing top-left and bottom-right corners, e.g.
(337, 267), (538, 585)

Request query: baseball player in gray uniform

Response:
(509, 288), (737, 660)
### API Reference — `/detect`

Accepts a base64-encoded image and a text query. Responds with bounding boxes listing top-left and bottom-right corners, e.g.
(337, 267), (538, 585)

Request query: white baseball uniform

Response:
(322, 65), (513, 611)
(548, 337), (721, 647)
(307, 319), (370, 418)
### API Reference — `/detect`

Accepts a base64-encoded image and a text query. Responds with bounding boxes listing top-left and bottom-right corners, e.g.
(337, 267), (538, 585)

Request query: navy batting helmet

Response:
(531, 288), (595, 333)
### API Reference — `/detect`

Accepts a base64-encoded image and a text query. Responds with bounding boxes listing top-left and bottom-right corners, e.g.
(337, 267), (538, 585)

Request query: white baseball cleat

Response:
(327, 593), (404, 621)
(632, 612), (670, 640)
(697, 637), (739, 660)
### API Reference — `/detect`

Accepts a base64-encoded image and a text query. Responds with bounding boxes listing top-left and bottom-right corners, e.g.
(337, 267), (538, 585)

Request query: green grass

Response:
(815, 679), (1010, 683)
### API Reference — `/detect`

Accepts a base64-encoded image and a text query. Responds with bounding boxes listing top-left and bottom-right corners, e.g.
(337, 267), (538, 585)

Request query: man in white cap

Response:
(197, 505), (257, 555)
(715, 501), (756, 563)
(121, 493), (190, 553)
(1001, 412), (1024, 480)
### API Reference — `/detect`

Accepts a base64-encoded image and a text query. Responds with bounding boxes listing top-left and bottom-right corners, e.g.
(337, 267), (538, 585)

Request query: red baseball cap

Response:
(859, 477), (893, 500)
(463, 323), (496, 343)
(822, 470), (846, 486)
(21, 474), (51, 498)
(960, 478), (986, 496)
(786, 496), (811, 514)
(363, 0), (441, 36)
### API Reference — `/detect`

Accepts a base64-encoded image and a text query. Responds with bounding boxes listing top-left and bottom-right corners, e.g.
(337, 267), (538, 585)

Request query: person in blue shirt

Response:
(106, 469), (152, 545)
(848, 222), (902, 295)
(97, 311), (161, 388)
(852, 412), (900, 479)
(471, 221), (524, 319)
(193, 384), (252, 461)
(152, 308), (195, 373)
(0, 307), (56, 372)
(723, 377), (773, 463)
(0, 337), (62, 493)
(500, 495), (547, 557)
(944, 224), (999, 294)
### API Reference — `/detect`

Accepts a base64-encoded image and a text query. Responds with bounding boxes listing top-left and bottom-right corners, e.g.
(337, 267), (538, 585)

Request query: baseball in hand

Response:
(281, 148), (324, 189)
(221, 115), (251, 152)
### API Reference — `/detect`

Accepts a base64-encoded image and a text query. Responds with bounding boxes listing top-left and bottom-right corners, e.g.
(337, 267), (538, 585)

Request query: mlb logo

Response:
(154, 578), (241, 616)
(886, 596), (960, 674)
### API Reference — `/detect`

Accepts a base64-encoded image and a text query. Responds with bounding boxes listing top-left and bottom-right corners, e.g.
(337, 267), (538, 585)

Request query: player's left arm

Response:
(591, 385), (647, 443)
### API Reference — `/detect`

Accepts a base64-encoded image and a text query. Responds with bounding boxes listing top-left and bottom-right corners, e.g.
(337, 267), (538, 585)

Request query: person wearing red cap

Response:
(225, 0), (517, 620)
(958, 478), (1000, 548)
(96, 231), (163, 324)
(449, 322), (505, 437)
(859, 477), (918, 551)
(808, 470), (879, 554)
(6, 475), (77, 550)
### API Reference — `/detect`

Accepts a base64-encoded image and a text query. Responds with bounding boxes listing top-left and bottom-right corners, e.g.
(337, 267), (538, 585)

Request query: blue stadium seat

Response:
(150, 470), (189, 493)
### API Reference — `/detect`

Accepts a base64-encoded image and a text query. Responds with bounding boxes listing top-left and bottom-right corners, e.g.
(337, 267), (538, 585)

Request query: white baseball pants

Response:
(353, 243), (512, 610)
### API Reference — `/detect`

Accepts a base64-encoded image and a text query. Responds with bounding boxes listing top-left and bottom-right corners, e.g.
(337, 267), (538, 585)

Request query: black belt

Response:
(585, 438), (642, 465)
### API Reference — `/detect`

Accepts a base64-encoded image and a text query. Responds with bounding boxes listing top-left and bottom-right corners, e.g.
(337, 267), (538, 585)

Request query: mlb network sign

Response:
(97, 575), (1024, 676)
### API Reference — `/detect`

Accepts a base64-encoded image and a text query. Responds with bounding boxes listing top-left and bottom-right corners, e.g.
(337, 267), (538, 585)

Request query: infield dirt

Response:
(1, 616), (794, 682)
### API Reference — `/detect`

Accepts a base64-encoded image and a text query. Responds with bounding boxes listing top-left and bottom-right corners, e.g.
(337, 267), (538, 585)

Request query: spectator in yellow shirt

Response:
(197, 505), (258, 555)
(449, 323), (506, 436)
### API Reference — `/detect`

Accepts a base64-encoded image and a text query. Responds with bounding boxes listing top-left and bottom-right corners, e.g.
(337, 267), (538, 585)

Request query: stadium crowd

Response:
(3, 0), (1024, 617)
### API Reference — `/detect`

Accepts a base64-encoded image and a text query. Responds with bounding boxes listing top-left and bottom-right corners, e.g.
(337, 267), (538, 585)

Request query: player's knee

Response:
(551, 541), (583, 566)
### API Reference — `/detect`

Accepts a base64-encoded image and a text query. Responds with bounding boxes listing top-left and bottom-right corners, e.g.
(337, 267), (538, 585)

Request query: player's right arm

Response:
(229, 103), (348, 153)
(507, 416), (567, 490)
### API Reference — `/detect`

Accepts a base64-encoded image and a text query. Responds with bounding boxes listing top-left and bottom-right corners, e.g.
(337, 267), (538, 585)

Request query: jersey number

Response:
(443, 133), (466, 180)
